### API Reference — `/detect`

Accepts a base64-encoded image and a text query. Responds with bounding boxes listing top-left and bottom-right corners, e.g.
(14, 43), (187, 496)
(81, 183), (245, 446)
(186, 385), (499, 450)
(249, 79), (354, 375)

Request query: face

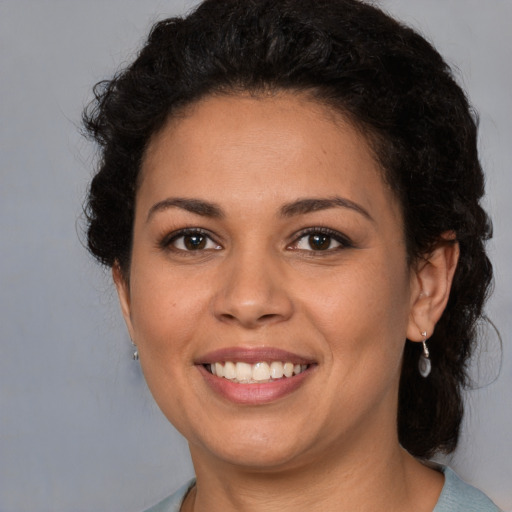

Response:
(116, 92), (423, 471)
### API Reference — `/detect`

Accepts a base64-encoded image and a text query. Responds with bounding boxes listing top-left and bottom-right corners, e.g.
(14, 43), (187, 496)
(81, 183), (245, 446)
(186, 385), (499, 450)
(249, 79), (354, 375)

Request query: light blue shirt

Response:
(144, 466), (500, 511)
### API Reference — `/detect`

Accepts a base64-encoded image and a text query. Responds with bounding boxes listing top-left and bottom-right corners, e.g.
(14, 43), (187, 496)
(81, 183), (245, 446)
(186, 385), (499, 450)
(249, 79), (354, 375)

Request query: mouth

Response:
(204, 361), (310, 384)
(196, 348), (316, 404)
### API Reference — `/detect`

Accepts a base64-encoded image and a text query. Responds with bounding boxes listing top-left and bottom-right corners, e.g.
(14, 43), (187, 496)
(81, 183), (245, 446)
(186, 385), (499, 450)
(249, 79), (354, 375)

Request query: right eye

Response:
(165, 229), (222, 252)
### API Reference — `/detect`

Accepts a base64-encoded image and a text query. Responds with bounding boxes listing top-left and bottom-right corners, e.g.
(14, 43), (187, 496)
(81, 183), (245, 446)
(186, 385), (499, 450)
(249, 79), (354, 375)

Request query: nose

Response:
(212, 251), (294, 329)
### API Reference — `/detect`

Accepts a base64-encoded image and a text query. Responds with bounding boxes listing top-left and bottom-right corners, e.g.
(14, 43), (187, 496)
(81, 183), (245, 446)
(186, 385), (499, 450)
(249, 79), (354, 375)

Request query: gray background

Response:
(1, 1), (510, 511)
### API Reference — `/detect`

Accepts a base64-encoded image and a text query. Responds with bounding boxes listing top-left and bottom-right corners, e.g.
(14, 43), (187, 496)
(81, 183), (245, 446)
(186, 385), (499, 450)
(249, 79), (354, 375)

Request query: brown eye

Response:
(168, 230), (221, 252)
(183, 234), (207, 250)
(291, 229), (350, 252)
(308, 234), (332, 250)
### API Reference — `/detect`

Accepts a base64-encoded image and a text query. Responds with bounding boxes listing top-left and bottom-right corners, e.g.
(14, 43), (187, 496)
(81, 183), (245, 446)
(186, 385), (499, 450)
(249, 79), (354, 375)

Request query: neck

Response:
(187, 422), (443, 512)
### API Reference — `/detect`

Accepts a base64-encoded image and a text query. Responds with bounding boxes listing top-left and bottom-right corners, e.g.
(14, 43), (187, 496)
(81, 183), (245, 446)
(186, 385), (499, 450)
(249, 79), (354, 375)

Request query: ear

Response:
(112, 263), (135, 340)
(407, 233), (460, 341)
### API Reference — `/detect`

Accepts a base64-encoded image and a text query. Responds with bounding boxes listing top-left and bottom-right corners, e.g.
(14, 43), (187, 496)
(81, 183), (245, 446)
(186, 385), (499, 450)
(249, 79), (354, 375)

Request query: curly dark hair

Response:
(83, 0), (493, 458)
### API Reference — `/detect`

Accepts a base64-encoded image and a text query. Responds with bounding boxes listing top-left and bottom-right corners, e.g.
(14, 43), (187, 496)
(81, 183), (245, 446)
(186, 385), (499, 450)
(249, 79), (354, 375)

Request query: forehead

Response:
(139, 92), (401, 222)
(143, 91), (377, 170)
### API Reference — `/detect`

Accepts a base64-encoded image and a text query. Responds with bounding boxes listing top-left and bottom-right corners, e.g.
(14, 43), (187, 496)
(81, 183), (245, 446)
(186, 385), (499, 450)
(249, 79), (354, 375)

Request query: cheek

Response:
(128, 260), (208, 356)
(306, 261), (411, 418)
(128, 264), (208, 425)
(302, 258), (411, 360)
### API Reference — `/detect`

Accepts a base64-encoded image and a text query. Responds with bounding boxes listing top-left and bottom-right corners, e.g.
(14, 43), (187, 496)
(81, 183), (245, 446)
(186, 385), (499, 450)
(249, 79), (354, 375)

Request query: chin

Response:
(189, 420), (315, 471)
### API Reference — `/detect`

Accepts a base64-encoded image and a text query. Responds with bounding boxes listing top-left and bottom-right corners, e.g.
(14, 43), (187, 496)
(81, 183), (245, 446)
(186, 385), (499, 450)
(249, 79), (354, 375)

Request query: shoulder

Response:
(434, 466), (501, 512)
(142, 479), (196, 512)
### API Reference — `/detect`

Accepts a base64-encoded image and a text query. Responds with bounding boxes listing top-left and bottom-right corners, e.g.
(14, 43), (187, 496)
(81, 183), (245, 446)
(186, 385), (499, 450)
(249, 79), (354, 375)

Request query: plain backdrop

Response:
(1, 1), (511, 511)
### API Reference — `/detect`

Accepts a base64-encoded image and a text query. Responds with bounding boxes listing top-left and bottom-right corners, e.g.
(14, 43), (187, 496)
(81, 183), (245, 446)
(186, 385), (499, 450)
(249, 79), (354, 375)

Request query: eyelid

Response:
(288, 227), (354, 251)
(158, 226), (353, 253)
(159, 227), (222, 251)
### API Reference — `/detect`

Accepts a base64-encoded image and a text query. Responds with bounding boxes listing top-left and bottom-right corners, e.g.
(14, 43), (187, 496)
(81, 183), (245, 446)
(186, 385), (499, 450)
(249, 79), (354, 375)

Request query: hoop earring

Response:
(418, 331), (431, 378)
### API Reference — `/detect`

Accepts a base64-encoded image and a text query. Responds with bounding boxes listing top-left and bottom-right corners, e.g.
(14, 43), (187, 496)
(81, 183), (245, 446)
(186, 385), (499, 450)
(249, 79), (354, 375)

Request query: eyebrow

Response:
(146, 197), (224, 222)
(146, 195), (373, 223)
(280, 197), (374, 221)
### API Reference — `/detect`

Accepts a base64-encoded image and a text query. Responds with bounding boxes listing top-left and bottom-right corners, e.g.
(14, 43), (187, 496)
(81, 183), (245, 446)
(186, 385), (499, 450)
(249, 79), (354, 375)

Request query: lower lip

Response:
(197, 364), (314, 405)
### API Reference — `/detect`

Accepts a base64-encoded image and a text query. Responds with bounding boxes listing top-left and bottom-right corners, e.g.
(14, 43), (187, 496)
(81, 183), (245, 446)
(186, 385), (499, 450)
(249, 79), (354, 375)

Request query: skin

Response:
(114, 92), (459, 511)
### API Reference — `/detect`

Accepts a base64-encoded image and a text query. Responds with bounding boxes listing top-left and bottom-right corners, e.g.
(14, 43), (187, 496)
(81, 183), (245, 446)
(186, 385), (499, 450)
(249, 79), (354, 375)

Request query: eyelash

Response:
(289, 227), (354, 252)
(159, 227), (354, 254)
(159, 228), (221, 253)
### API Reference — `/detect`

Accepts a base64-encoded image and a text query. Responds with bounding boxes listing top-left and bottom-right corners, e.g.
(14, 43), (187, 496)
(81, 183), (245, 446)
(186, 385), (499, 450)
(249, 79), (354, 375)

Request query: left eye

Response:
(291, 230), (350, 251)
(296, 234), (340, 251)
(170, 232), (221, 251)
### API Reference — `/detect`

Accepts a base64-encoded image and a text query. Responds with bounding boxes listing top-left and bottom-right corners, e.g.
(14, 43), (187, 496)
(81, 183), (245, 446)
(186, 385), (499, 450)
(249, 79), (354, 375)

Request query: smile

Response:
(197, 348), (316, 404)
(206, 361), (309, 383)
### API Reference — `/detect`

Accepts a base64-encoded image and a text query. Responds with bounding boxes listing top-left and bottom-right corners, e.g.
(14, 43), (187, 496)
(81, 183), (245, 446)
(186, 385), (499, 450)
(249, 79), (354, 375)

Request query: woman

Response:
(83, 0), (499, 510)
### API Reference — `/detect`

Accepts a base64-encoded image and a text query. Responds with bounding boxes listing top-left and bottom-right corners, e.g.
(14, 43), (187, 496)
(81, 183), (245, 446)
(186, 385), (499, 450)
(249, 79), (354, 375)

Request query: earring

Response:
(418, 331), (431, 378)
(132, 342), (139, 361)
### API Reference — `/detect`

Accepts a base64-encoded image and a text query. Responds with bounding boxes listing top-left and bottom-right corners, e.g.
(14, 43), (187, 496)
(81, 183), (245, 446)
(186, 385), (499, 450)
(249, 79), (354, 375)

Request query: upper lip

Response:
(195, 347), (316, 365)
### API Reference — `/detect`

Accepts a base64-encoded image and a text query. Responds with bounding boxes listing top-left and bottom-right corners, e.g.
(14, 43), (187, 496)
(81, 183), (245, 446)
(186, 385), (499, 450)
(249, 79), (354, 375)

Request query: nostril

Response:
(212, 283), (294, 327)
(259, 313), (279, 322)
(217, 311), (285, 328)
(220, 313), (237, 321)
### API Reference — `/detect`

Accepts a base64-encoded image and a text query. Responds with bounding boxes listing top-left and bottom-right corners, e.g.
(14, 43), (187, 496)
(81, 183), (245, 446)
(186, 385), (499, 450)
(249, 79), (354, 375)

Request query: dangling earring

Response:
(418, 331), (431, 377)
(132, 342), (139, 361)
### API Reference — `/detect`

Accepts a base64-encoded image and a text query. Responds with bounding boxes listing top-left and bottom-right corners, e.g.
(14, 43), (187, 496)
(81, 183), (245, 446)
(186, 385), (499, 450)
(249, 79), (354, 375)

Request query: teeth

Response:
(252, 362), (270, 381)
(215, 362), (224, 378)
(207, 361), (308, 383)
(235, 362), (252, 382)
(224, 361), (236, 380)
(283, 362), (294, 377)
(270, 361), (284, 379)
